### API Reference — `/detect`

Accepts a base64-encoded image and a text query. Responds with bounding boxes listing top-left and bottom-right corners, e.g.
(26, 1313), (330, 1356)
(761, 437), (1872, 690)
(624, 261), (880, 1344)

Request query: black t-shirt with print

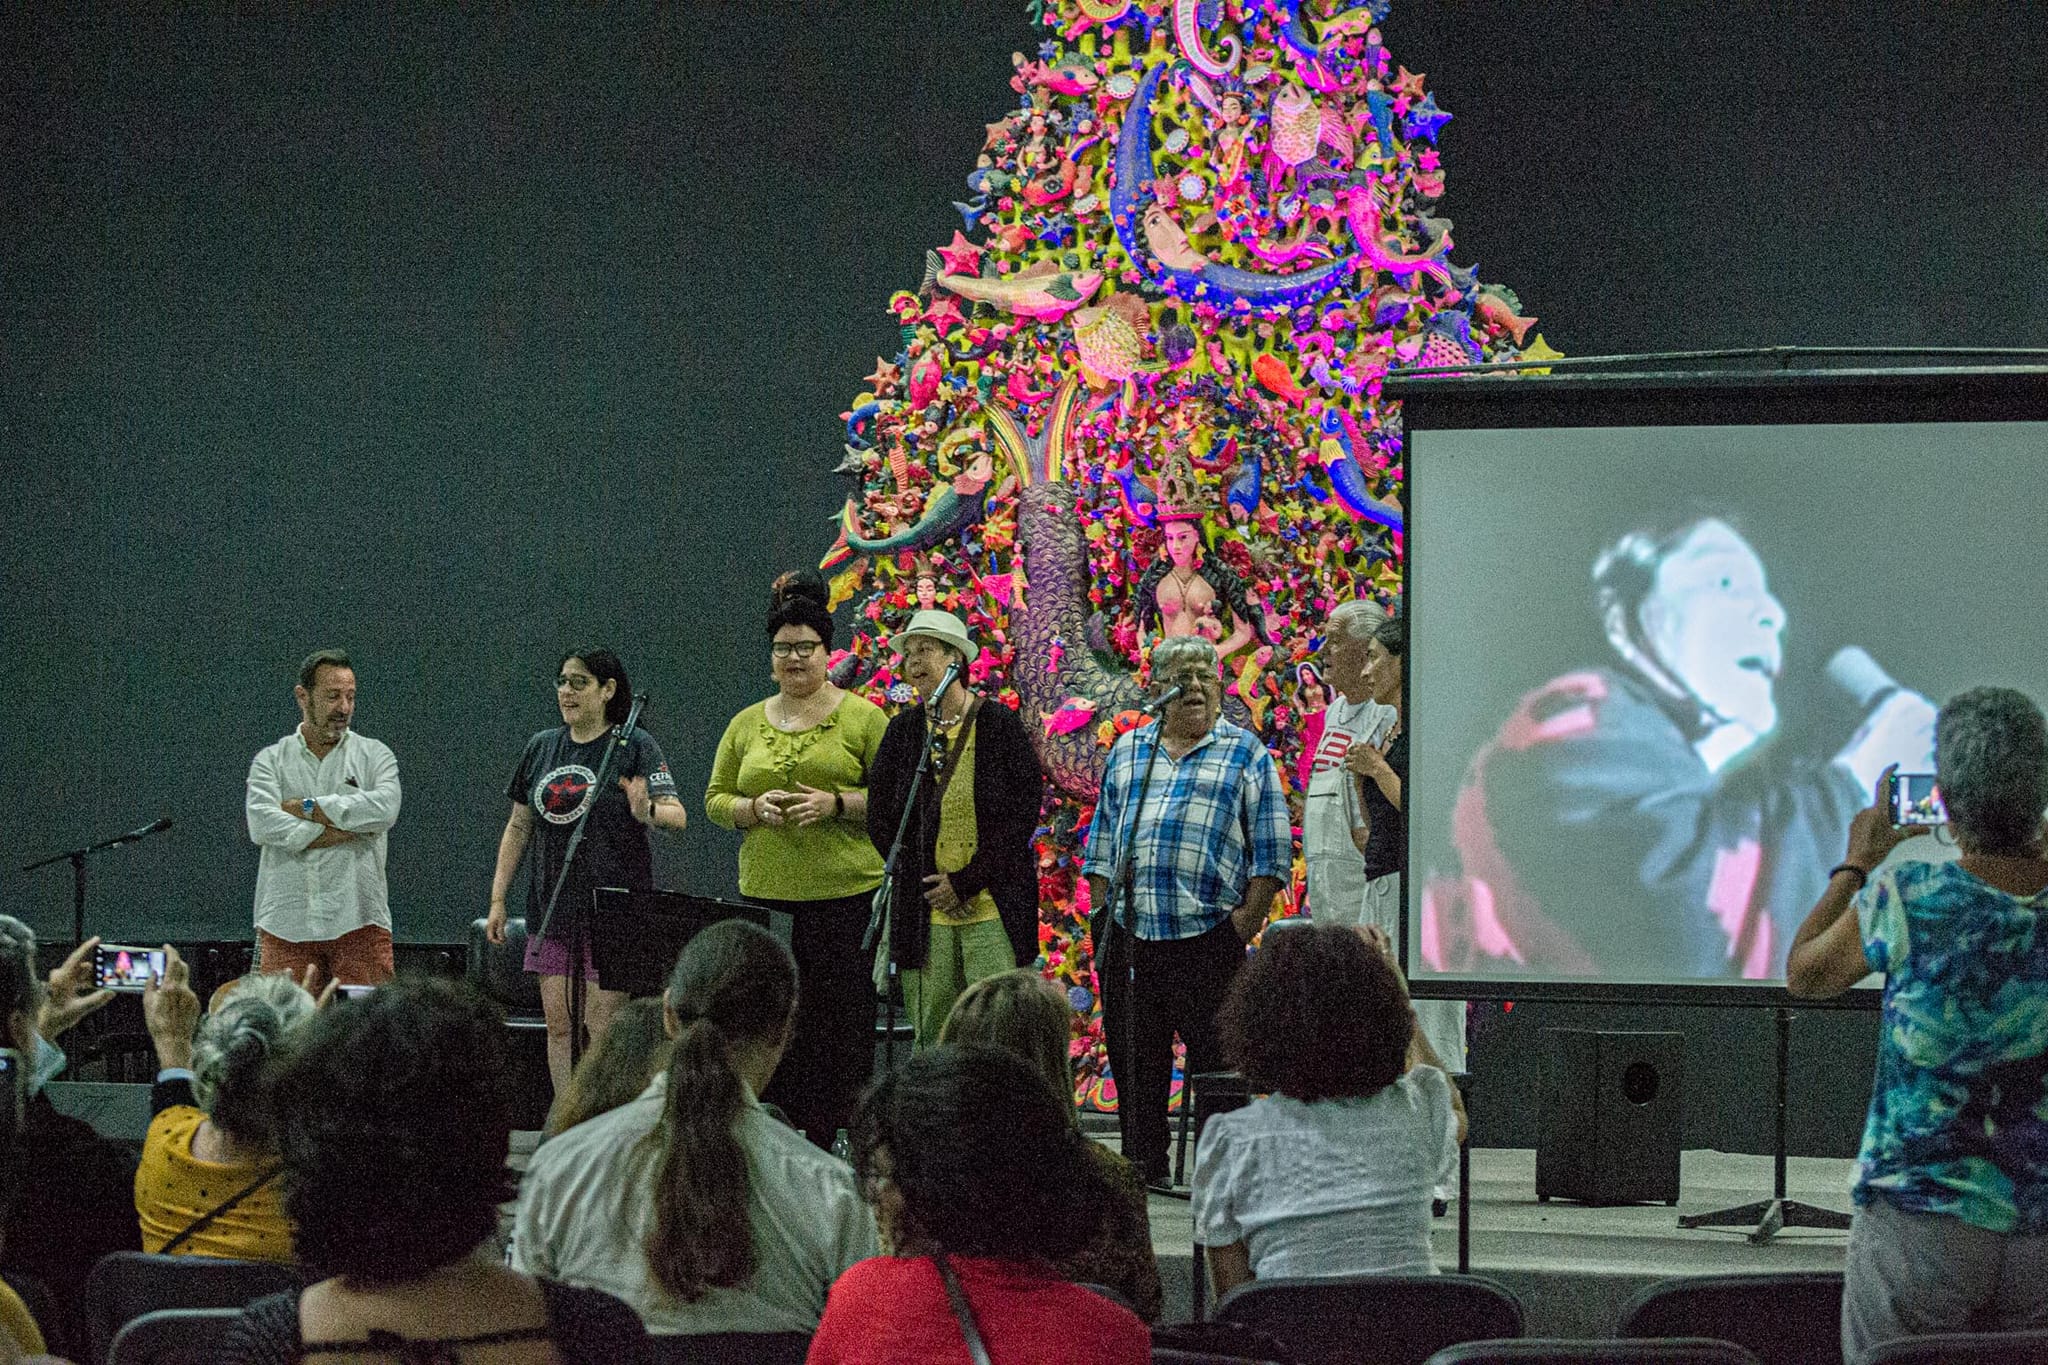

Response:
(506, 725), (677, 941)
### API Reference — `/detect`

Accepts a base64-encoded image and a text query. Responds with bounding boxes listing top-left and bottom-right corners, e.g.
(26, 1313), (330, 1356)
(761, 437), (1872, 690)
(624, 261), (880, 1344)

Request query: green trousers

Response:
(900, 915), (1015, 1046)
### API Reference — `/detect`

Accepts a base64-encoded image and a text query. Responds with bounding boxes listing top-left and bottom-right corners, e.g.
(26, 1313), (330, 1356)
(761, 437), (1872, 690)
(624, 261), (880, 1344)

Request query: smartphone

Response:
(92, 943), (166, 992)
(1886, 771), (1947, 827)
(336, 984), (376, 1000)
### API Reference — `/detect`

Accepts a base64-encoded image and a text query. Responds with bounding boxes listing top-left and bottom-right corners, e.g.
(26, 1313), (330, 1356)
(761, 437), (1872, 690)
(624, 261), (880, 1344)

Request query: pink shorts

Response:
(523, 930), (598, 982)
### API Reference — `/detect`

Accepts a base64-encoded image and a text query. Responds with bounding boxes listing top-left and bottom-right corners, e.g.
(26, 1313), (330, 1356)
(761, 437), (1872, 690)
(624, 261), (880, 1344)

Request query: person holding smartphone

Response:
(488, 647), (686, 1100)
(0, 919), (133, 1346)
(1788, 688), (2048, 1360)
(705, 569), (887, 1148)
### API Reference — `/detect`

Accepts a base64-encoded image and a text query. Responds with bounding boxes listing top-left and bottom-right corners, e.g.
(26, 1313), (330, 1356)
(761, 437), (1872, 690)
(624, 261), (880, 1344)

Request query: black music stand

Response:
(589, 888), (771, 998)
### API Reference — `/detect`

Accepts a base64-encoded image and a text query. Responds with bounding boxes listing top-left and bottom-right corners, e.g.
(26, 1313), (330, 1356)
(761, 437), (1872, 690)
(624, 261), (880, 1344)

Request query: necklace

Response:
(773, 688), (833, 731)
(1167, 565), (1200, 595)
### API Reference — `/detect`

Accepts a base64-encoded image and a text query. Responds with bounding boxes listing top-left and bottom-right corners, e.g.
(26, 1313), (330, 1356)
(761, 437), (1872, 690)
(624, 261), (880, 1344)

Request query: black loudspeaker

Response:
(1536, 1028), (1683, 1206)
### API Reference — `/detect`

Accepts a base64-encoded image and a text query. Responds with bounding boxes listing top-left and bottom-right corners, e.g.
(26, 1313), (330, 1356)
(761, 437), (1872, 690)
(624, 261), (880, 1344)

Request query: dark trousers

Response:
(755, 892), (876, 1149)
(1100, 916), (1246, 1183)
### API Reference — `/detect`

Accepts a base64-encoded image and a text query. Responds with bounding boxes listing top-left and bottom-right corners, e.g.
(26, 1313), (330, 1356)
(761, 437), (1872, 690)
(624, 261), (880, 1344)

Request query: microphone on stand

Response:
(927, 661), (963, 714)
(1141, 684), (1187, 716)
(117, 817), (173, 843)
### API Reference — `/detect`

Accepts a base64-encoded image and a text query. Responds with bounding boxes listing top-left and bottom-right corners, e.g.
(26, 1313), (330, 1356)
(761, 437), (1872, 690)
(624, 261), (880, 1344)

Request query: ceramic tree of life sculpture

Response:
(816, 0), (1554, 1107)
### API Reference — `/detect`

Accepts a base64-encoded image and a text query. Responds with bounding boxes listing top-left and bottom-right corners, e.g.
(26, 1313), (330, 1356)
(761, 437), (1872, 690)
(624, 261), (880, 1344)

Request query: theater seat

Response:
(467, 916), (551, 1131)
(1216, 1273), (1525, 1365)
(83, 1252), (300, 1365)
(647, 1330), (812, 1363)
(1615, 1272), (1844, 1365)
(107, 1307), (243, 1365)
(1426, 1338), (1763, 1364)
(1861, 1328), (2048, 1364)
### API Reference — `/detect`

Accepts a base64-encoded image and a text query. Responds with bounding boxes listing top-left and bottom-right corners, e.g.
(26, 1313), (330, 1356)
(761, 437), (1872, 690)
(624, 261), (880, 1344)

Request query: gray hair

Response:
(1151, 635), (1220, 682)
(1935, 687), (2048, 855)
(0, 915), (42, 1025)
(1326, 599), (1388, 643)
(192, 973), (317, 1119)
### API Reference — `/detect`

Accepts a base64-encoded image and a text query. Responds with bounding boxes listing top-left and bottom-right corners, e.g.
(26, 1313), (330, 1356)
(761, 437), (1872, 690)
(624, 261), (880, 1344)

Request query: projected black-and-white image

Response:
(1410, 420), (2048, 987)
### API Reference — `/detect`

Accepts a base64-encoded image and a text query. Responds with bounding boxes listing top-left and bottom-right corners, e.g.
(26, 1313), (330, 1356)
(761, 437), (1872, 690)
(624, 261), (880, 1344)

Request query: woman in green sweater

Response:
(707, 569), (887, 1146)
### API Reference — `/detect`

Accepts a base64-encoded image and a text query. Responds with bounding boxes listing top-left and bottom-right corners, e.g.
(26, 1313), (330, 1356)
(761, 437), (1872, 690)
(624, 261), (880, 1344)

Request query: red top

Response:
(806, 1255), (1149, 1365)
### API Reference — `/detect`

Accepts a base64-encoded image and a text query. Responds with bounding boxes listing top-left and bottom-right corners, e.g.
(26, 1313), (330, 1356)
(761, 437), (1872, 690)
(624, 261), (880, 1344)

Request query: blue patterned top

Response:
(1854, 859), (2048, 1233)
(1082, 718), (1291, 942)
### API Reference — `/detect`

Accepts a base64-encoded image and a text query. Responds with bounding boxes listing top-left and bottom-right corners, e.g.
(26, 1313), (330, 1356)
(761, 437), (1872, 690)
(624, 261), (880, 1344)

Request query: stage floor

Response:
(1145, 1146), (1856, 1332)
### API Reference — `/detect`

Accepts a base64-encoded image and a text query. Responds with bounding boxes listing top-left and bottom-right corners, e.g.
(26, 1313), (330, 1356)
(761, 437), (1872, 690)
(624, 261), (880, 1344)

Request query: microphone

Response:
(1141, 684), (1186, 716)
(927, 661), (963, 712)
(116, 818), (172, 844)
(1826, 646), (1899, 712)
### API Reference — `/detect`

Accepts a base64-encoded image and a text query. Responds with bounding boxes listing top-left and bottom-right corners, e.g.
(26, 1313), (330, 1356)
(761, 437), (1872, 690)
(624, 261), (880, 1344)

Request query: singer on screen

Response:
(1082, 635), (1291, 1185)
(1422, 515), (1936, 981)
(866, 610), (1045, 1047)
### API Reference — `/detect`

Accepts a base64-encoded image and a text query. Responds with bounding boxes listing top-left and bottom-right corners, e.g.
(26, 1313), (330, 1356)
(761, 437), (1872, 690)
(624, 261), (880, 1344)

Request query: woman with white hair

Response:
(135, 949), (317, 1260)
(1788, 687), (2048, 1361)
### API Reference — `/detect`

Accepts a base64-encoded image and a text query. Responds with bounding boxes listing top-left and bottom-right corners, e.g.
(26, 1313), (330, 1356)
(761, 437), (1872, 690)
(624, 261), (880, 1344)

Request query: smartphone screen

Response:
(336, 984), (375, 1000)
(92, 944), (166, 992)
(1889, 772), (1946, 827)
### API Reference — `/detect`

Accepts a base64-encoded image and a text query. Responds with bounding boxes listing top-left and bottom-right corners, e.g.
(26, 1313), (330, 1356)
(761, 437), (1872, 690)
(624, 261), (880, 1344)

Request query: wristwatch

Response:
(301, 797), (317, 819)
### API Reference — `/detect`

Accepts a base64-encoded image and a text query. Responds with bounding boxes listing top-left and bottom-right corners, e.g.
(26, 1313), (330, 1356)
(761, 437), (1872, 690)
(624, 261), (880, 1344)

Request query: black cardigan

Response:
(866, 696), (1045, 971)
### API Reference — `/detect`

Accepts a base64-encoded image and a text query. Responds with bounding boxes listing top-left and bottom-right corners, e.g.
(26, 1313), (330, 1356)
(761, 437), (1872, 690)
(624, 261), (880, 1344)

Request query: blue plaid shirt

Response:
(1082, 717), (1292, 942)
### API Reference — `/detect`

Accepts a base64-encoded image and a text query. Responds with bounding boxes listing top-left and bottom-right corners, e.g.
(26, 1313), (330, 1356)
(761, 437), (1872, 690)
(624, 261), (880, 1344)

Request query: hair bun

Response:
(770, 568), (828, 612)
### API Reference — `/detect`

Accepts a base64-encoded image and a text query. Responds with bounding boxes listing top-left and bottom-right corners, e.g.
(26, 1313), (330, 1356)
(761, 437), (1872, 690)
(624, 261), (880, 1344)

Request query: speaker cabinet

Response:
(1536, 1028), (1683, 1205)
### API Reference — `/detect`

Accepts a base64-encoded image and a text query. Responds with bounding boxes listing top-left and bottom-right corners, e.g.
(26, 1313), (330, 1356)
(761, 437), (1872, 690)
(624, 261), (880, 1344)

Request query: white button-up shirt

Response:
(245, 726), (402, 941)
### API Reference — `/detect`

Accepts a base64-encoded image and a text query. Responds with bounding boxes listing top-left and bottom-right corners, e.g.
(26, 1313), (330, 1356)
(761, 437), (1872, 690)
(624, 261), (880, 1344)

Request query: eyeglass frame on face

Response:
(771, 640), (823, 660)
(556, 673), (598, 693)
(1157, 670), (1219, 696)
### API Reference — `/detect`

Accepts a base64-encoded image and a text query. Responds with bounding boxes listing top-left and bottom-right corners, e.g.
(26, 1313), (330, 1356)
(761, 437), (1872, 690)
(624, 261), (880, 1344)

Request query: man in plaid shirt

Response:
(1084, 635), (1291, 1185)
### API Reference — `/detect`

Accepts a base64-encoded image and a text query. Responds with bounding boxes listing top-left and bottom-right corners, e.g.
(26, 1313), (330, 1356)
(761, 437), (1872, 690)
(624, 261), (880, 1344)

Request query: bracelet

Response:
(1828, 862), (1870, 888)
(834, 790), (846, 818)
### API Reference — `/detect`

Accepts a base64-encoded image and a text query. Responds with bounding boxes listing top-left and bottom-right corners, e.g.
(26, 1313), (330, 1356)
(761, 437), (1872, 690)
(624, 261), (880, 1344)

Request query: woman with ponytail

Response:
(135, 954), (316, 1260)
(513, 919), (877, 1339)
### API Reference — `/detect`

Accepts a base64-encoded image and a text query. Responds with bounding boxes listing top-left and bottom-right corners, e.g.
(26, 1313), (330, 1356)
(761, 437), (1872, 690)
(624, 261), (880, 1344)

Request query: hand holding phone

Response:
(1885, 771), (1947, 828)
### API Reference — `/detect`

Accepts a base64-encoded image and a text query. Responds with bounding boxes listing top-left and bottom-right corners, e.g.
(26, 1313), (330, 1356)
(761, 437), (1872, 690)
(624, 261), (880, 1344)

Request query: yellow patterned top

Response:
(932, 716), (999, 927)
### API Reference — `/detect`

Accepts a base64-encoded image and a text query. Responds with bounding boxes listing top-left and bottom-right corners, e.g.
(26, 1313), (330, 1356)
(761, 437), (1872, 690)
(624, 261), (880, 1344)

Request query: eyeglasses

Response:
(771, 641), (823, 660)
(556, 675), (596, 692)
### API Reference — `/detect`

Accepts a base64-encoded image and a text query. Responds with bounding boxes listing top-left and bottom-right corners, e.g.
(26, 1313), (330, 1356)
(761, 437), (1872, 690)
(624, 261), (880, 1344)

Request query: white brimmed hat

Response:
(893, 609), (979, 663)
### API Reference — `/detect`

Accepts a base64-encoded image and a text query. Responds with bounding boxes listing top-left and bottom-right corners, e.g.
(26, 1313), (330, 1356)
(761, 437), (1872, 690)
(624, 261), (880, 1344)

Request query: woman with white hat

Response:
(866, 610), (1046, 1045)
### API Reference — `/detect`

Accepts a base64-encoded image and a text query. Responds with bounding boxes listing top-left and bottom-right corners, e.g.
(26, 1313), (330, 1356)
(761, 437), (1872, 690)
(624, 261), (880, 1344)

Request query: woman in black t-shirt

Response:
(487, 647), (685, 1098)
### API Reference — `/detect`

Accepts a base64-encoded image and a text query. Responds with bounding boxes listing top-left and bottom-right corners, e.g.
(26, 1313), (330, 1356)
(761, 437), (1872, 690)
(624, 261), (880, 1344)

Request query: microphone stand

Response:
(866, 665), (958, 1068)
(536, 692), (647, 1072)
(22, 818), (175, 948)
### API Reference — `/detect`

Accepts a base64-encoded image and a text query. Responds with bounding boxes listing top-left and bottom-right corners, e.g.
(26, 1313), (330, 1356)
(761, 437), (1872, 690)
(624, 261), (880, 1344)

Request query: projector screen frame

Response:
(1386, 363), (2048, 1008)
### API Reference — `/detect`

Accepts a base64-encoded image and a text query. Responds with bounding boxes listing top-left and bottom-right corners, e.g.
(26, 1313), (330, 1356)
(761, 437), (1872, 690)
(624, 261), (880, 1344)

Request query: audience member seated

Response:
(1787, 687), (2048, 1363)
(220, 976), (651, 1363)
(938, 970), (1162, 1321)
(808, 1045), (1150, 1365)
(543, 995), (673, 1139)
(0, 920), (137, 1336)
(513, 919), (876, 1337)
(1194, 921), (1466, 1297)
(135, 947), (315, 1260)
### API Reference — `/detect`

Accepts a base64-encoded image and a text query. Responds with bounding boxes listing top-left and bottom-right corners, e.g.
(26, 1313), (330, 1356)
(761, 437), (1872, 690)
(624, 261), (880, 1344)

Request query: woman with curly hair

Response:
(1788, 687), (2048, 1361)
(809, 1046), (1149, 1365)
(220, 977), (651, 1363)
(1193, 922), (1467, 1296)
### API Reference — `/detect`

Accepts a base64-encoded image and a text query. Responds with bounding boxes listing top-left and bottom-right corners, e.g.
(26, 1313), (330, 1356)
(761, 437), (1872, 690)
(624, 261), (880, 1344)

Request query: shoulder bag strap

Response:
(928, 697), (983, 804)
(934, 1253), (995, 1365)
(159, 1164), (280, 1255)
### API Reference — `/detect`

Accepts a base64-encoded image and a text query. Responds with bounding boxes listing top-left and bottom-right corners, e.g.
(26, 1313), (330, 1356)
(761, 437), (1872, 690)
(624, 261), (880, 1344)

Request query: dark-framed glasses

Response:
(771, 640), (823, 660)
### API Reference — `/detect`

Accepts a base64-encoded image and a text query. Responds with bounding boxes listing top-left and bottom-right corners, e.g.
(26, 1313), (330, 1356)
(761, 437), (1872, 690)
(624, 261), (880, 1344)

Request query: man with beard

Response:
(245, 648), (402, 984)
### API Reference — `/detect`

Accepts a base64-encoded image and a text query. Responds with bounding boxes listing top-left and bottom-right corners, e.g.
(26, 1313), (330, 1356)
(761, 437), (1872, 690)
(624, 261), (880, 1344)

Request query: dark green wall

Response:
(4, 2), (2042, 1154)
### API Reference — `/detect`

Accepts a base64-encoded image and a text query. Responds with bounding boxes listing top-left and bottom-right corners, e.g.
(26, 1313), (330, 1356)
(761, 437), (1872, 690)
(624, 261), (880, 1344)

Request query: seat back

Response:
(1216, 1273), (1525, 1365)
(84, 1252), (301, 1365)
(1426, 1338), (1764, 1364)
(1862, 1329), (2048, 1364)
(1617, 1272), (1844, 1365)
(1153, 1351), (1287, 1365)
(467, 916), (542, 1015)
(2, 1269), (69, 1359)
(647, 1330), (813, 1364)
(107, 1307), (244, 1365)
